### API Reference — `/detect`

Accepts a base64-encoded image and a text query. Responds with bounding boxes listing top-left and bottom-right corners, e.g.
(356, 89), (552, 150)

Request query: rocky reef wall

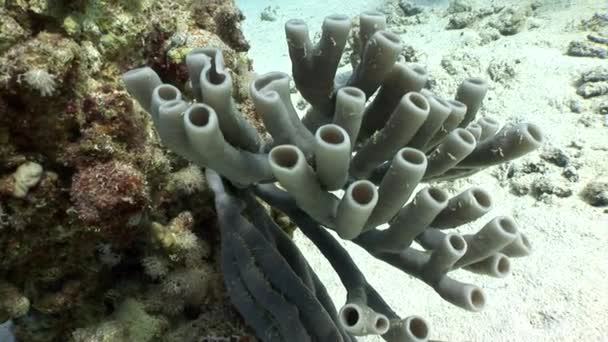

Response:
(0, 0), (258, 340)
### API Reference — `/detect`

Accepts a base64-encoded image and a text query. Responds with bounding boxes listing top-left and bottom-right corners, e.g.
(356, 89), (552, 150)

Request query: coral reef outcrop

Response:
(0, 0), (254, 340)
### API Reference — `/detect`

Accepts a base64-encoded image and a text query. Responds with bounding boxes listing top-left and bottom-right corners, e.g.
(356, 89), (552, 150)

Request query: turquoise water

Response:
(0, 321), (14, 342)
(235, 0), (380, 73)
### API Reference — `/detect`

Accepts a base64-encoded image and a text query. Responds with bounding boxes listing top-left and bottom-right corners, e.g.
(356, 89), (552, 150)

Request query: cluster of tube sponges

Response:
(123, 11), (542, 342)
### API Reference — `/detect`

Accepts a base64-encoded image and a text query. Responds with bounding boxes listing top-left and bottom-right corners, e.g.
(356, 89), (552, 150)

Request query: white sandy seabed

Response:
(235, 0), (608, 341)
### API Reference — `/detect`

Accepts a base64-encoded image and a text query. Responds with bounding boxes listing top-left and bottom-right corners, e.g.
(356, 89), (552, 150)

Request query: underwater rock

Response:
(599, 100), (608, 115)
(568, 99), (584, 113)
(190, 0), (250, 51)
(579, 12), (608, 36)
(398, 0), (424, 17)
(446, 0), (472, 14)
(446, 12), (476, 30)
(0, 10), (28, 54)
(581, 67), (608, 83)
(575, 67), (608, 117)
(70, 161), (149, 233)
(72, 299), (168, 342)
(568, 13), (608, 59)
(487, 5), (531, 36)
(400, 43), (421, 62)
(577, 81), (608, 98)
(530, 176), (573, 199)
(581, 180), (608, 207)
(1, 32), (80, 97)
(260, 6), (278, 22)
(540, 147), (570, 168)
(487, 57), (518, 84)
(562, 166), (580, 183)
(587, 33), (608, 45)
(444, 2), (530, 36)
(567, 40), (608, 59)
(381, 0), (429, 28)
(440, 51), (482, 77)
(501, 149), (582, 201)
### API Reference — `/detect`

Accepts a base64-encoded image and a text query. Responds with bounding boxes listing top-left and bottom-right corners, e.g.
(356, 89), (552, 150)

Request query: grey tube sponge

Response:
(285, 14), (351, 113)
(184, 104), (272, 185)
(424, 99), (467, 151)
(457, 122), (544, 168)
(333, 87), (367, 143)
(336, 180), (378, 240)
(382, 316), (430, 342)
(122, 66), (162, 113)
(358, 12), (387, 58)
(424, 128), (477, 178)
(350, 93), (429, 178)
(431, 187), (493, 229)
(150, 84), (182, 125)
(453, 216), (519, 268)
(359, 63), (428, 140)
(157, 99), (194, 160)
(315, 124), (351, 191)
(456, 77), (489, 127)
(465, 253), (512, 278)
(122, 11), (544, 342)
(254, 184), (398, 340)
(407, 94), (452, 150)
(477, 116), (501, 142)
(373, 235), (487, 312)
(416, 225), (530, 277)
(269, 145), (338, 226)
(186, 48), (261, 152)
(241, 188), (355, 342)
(358, 187), (449, 253)
(339, 302), (390, 336)
(208, 170), (346, 342)
(501, 232), (532, 257)
(364, 148), (428, 229)
(347, 30), (403, 98)
(250, 72), (315, 156)
(466, 121), (483, 141)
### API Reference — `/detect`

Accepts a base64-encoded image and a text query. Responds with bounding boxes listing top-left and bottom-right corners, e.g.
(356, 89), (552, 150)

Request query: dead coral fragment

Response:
(0, 161), (43, 198)
(70, 161), (148, 232)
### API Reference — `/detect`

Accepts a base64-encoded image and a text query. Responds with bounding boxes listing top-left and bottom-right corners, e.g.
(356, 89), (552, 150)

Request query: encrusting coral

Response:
(123, 11), (544, 341)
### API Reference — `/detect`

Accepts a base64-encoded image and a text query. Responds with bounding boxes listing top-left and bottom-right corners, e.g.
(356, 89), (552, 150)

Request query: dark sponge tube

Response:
(457, 122), (544, 168)
(285, 15), (351, 114)
(456, 77), (489, 127)
(359, 63), (428, 141)
(351, 92), (429, 178)
(347, 30), (403, 98)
